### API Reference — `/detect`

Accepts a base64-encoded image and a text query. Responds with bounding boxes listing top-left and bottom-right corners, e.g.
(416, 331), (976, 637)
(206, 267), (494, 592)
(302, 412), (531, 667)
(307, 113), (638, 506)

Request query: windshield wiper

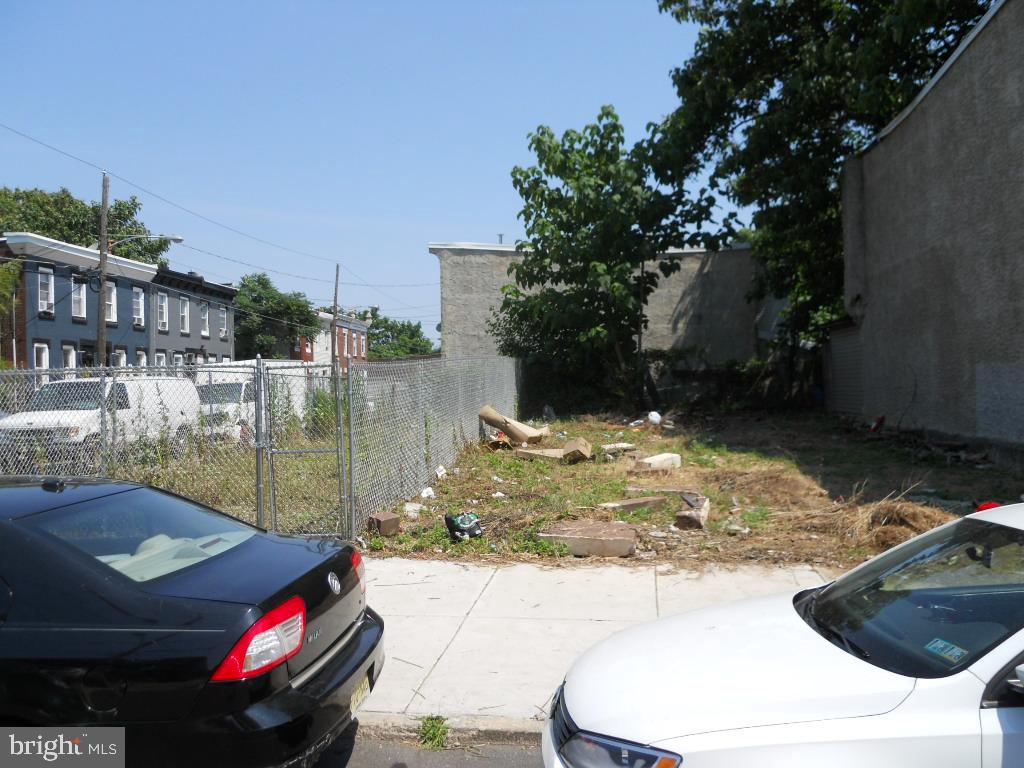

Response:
(802, 590), (871, 660)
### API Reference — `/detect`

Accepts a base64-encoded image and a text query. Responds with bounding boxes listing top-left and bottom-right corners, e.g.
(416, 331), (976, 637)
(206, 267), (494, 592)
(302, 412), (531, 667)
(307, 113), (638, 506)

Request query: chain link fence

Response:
(0, 356), (517, 537)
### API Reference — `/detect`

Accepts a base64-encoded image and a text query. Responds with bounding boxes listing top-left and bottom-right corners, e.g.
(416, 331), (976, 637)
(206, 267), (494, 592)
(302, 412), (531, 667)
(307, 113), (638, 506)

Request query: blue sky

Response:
(2, 1), (697, 339)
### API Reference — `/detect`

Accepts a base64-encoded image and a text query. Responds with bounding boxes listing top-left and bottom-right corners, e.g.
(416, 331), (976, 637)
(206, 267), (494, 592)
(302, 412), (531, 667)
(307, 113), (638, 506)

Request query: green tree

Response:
(653, 0), (989, 340)
(0, 187), (170, 264)
(233, 273), (320, 359)
(489, 105), (714, 405)
(367, 309), (436, 358)
(0, 261), (20, 316)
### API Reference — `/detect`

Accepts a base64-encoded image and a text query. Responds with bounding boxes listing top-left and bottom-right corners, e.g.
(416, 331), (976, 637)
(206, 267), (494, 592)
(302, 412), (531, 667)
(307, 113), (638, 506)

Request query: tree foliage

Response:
(489, 105), (714, 405)
(0, 261), (20, 317)
(367, 309), (436, 358)
(233, 273), (320, 360)
(0, 187), (171, 264)
(653, 0), (990, 339)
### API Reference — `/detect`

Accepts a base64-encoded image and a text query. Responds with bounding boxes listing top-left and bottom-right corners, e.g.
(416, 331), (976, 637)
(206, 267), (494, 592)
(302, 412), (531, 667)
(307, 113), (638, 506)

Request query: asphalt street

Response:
(314, 727), (539, 767)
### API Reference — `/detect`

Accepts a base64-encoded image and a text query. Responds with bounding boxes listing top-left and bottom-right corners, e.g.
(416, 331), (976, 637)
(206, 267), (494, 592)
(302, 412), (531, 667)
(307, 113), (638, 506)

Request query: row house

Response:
(0, 232), (236, 370)
(291, 310), (371, 373)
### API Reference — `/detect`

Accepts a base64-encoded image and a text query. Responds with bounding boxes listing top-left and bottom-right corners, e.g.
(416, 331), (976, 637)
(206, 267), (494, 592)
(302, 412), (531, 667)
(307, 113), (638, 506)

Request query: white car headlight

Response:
(560, 732), (681, 768)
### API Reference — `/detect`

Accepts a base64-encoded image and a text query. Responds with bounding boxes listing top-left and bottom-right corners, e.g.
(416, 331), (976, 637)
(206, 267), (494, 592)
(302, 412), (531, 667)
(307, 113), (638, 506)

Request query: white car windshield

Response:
(800, 517), (1024, 678)
(26, 381), (105, 411)
(24, 487), (256, 582)
(197, 382), (245, 405)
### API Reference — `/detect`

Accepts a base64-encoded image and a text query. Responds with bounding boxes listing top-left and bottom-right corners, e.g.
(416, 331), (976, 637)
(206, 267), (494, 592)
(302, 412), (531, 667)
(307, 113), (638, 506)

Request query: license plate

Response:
(350, 675), (371, 713)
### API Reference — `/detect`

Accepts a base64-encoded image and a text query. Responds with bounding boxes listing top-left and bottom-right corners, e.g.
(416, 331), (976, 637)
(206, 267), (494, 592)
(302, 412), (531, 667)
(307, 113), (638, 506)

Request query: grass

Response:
(418, 715), (449, 750)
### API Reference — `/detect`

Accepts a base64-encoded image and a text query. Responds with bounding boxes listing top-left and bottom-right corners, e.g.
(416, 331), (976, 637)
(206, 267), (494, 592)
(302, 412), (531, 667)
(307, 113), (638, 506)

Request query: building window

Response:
(343, 329), (348, 357)
(105, 281), (117, 323)
(132, 287), (145, 327)
(172, 352), (184, 367)
(154, 351), (167, 367)
(62, 345), (76, 369)
(208, 354), (217, 364)
(179, 296), (190, 333)
(33, 343), (49, 370)
(158, 292), (169, 330)
(136, 350), (147, 367)
(200, 302), (209, 337)
(219, 306), (228, 338)
(112, 349), (127, 367)
(222, 356), (231, 363)
(38, 269), (54, 313)
(305, 339), (311, 353)
(72, 281), (86, 319)
(361, 333), (366, 357)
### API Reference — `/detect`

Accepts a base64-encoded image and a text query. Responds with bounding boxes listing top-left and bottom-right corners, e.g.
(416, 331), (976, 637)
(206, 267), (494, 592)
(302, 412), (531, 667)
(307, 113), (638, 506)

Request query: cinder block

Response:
(369, 511), (401, 537)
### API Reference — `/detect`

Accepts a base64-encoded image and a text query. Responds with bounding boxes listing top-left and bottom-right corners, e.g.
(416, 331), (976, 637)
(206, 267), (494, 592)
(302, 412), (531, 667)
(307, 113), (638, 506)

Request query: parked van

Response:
(196, 379), (256, 443)
(0, 376), (201, 472)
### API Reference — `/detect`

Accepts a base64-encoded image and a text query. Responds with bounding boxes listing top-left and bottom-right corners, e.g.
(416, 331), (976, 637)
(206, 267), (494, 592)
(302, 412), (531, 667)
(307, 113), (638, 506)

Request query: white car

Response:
(543, 504), (1024, 767)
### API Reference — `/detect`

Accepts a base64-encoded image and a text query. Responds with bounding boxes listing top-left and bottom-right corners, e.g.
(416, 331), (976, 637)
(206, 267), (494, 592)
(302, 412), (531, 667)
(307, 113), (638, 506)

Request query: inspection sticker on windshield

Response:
(925, 638), (968, 664)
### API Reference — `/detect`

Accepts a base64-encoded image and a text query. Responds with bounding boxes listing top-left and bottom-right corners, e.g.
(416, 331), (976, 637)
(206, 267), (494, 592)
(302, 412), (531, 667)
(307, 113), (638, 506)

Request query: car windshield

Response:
(23, 487), (256, 582)
(197, 382), (244, 404)
(26, 381), (104, 411)
(800, 517), (1024, 678)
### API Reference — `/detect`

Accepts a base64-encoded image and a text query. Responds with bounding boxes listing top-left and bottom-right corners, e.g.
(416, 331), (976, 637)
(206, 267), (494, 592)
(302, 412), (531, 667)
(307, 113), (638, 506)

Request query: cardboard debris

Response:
(538, 519), (637, 557)
(515, 447), (566, 463)
(561, 437), (593, 463)
(487, 436), (513, 451)
(479, 405), (545, 445)
(597, 496), (668, 512)
(369, 511), (400, 537)
(675, 493), (711, 530)
(639, 453), (682, 470)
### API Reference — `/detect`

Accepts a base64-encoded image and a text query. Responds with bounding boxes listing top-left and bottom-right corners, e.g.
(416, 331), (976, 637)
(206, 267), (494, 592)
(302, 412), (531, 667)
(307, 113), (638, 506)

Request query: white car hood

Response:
(563, 592), (915, 745)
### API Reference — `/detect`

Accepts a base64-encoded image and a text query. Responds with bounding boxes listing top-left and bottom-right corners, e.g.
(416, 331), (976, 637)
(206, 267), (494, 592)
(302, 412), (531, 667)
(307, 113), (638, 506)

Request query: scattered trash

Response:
(453, 467), (461, 475)
(405, 509), (420, 521)
(557, 430), (568, 438)
(404, 502), (425, 516)
(492, 491), (506, 498)
(421, 487), (436, 499)
(639, 453), (682, 470)
(602, 442), (636, 454)
(492, 475), (504, 483)
(469, 499), (480, 505)
(479, 405), (546, 444)
(355, 535), (368, 549)
(444, 512), (483, 542)
(725, 523), (751, 537)
(649, 531), (668, 539)
(561, 437), (593, 463)
(598, 496), (668, 511)
(516, 447), (565, 463)
(369, 511), (401, 537)
(648, 411), (662, 426)
(435, 465), (447, 480)
(676, 493), (711, 530)
(542, 404), (557, 422)
(869, 415), (886, 433)
(629, 419), (645, 427)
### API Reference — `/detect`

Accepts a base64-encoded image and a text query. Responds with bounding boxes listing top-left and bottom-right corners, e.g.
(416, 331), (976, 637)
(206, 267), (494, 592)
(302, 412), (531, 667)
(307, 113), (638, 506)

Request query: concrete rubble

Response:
(675, 493), (711, 530)
(597, 496), (668, 512)
(537, 519), (638, 557)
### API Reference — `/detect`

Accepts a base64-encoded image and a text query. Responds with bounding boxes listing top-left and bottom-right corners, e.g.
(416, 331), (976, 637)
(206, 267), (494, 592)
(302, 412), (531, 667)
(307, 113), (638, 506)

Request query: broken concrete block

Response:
(369, 511), (400, 537)
(602, 442), (636, 454)
(561, 437), (593, 463)
(675, 493), (711, 530)
(628, 466), (672, 478)
(538, 520), (637, 557)
(515, 447), (565, 462)
(403, 502), (425, 520)
(640, 453), (682, 470)
(598, 496), (668, 512)
(625, 485), (692, 496)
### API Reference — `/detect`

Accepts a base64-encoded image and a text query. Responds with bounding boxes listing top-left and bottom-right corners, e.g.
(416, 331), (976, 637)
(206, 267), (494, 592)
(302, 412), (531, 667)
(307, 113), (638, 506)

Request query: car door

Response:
(980, 647), (1024, 767)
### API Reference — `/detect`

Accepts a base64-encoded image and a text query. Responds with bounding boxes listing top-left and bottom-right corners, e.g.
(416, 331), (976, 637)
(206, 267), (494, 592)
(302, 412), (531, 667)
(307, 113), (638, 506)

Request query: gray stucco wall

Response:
(841, 0), (1024, 443)
(430, 243), (762, 365)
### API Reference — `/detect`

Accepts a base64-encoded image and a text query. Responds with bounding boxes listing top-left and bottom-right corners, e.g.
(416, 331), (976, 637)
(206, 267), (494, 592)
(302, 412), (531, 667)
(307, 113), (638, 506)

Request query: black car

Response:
(0, 477), (384, 768)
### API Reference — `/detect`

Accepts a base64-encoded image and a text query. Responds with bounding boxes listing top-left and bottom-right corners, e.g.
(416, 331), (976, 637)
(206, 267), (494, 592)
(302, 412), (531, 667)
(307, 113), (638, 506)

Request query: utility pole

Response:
(331, 263), (340, 365)
(96, 172), (109, 366)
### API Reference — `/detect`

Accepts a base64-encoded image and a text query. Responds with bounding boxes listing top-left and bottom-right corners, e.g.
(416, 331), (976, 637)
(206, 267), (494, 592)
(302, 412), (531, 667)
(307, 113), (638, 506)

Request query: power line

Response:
(0, 121), (437, 306)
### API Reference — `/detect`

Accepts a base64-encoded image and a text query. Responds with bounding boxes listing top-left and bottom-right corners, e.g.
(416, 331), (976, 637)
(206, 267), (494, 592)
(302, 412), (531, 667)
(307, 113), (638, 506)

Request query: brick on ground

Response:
(538, 520), (637, 557)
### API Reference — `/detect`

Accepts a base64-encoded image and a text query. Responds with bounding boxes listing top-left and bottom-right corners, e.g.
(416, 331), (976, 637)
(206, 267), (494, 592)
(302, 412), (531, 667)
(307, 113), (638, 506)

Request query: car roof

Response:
(968, 502), (1024, 531)
(0, 477), (143, 520)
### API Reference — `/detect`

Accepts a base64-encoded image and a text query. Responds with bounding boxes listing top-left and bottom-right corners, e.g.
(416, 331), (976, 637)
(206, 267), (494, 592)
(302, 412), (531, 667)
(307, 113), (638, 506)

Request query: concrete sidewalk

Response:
(359, 557), (829, 730)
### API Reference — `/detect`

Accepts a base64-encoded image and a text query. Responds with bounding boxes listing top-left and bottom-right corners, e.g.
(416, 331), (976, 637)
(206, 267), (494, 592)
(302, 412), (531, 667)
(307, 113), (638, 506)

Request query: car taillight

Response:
(352, 550), (366, 595)
(211, 596), (306, 681)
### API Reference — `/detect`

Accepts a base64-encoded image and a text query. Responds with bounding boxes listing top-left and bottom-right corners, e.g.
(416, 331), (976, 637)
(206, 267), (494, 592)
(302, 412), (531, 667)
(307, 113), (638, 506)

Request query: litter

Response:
(648, 411), (662, 426)
(492, 475), (504, 483)
(561, 437), (593, 463)
(492, 491), (506, 498)
(542, 404), (557, 422)
(602, 442), (636, 454)
(421, 487), (436, 499)
(629, 419), (645, 427)
(404, 502), (425, 516)
(435, 465), (447, 480)
(444, 512), (483, 542)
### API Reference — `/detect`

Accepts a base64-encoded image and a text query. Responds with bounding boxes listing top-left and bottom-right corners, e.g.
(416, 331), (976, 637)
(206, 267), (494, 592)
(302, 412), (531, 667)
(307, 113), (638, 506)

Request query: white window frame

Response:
(113, 349), (127, 367)
(343, 329), (348, 357)
(38, 268), (54, 313)
(33, 342), (49, 370)
(200, 302), (210, 337)
(179, 296), (190, 333)
(62, 345), (76, 370)
(173, 352), (184, 367)
(222, 356), (230, 363)
(154, 351), (167, 367)
(361, 332), (366, 357)
(219, 306), (228, 338)
(157, 292), (169, 331)
(136, 350), (147, 367)
(72, 280), (86, 319)
(105, 281), (117, 323)
(132, 286), (145, 327)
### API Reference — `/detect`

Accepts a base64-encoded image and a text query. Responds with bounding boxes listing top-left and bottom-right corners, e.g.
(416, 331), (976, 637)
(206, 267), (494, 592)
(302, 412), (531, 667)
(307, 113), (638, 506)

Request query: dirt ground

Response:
(368, 411), (1023, 570)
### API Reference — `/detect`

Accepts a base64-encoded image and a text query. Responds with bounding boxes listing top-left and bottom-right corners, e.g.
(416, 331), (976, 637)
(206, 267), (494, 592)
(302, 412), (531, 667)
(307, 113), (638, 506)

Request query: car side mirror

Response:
(1009, 664), (1024, 695)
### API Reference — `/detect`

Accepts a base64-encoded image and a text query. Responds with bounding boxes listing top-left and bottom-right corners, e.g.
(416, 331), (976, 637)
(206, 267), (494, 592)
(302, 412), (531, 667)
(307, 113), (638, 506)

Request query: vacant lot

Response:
(369, 411), (1023, 569)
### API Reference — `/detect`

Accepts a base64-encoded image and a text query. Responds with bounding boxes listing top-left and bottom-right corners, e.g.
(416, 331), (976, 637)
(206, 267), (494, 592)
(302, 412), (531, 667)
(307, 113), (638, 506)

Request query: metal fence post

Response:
(265, 364), (278, 532)
(333, 359), (348, 537)
(254, 356), (266, 528)
(99, 367), (109, 476)
(346, 355), (357, 536)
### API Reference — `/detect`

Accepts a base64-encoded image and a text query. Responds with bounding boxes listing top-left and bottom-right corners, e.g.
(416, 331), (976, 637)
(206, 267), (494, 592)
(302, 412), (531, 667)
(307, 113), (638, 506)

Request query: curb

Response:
(356, 711), (544, 747)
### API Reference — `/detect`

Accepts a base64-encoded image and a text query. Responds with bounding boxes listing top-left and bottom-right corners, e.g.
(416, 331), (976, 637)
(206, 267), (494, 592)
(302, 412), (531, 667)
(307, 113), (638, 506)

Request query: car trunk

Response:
(146, 533), (365, 680)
